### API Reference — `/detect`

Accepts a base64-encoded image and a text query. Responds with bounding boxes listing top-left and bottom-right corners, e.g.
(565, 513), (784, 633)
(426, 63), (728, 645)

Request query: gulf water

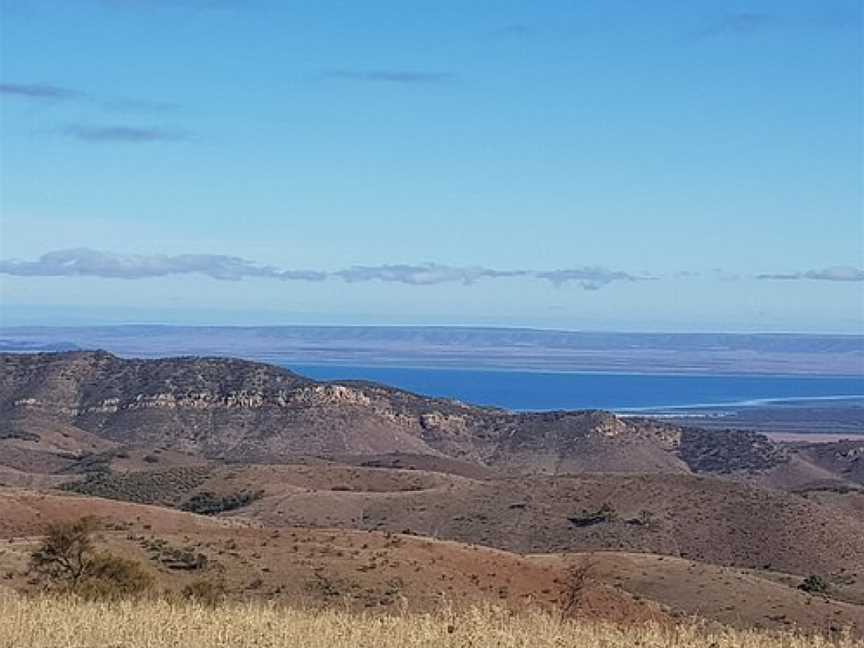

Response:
(284, 365), (864, 412)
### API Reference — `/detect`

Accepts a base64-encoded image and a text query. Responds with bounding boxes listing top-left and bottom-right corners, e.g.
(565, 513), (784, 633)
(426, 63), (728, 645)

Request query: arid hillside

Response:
(1, 488), (862, 635)
(2, 351), (863, 638)
(54, 461), (864, 579)
(2, 351), (855, 487)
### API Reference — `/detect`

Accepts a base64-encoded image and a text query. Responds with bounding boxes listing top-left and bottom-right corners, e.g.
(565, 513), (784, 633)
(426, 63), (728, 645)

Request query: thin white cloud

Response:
(535, 267), (646, 290)
(0, 248), (640, 290)
(0, 248), (326, 282)
(9, 249), (856, 290)
(333, 264), (528, 286)
(756, 266), (864, 282)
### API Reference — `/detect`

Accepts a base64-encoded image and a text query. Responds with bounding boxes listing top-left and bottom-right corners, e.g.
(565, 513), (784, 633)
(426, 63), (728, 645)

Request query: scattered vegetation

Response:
(65, 451), (116, 475)
(180, 489), (264, 515)
(0, 429), (40, 442)
(568, 503), (618, 528)
(799, 575), (831, 595)
(678, 429), (786, 474)
(138, 537), (209, 571)
(28, 517), (153, 600)
(631, 509), (659, 530)
(61, 467), (212, 506)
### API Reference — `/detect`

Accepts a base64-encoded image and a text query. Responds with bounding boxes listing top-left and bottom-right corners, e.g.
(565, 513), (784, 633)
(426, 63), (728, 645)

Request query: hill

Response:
(3, 350), (864, 636)
(52, 460), (864, 584)
(1, 489), (862, 634)
(0, 351), (833, 483)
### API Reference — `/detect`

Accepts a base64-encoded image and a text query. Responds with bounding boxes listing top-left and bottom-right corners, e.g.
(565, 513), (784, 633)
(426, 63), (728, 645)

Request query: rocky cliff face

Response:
(0, 351), (786, 476)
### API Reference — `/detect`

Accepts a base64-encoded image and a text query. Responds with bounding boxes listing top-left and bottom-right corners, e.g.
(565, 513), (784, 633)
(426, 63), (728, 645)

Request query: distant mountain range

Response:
(2, 325), (862, 375)
(0, 339), (81, 353)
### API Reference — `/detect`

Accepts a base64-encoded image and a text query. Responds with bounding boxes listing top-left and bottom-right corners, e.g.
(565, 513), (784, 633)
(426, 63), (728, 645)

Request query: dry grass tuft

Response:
(0, 594), (860, 648)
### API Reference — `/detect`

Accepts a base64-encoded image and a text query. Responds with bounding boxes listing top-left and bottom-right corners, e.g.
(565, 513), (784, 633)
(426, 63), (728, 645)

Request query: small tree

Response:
(29, 516), (153, 599)
(30, 517), (100, 588)
(561, 555), (597, 618)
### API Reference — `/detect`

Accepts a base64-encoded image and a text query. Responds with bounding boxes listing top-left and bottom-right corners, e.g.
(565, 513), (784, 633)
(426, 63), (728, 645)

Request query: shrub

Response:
(159, 547), (209, 571)
(29, 516), (153, 600)
(626, 510), (659, 531)
(180, 490), (264, 515)
(181, 579), (226, 607)
(74, 554), (154, 600)
(567, 504), (618, 528)
(597, 503), (618, 522)
(799, 575), (830, 595)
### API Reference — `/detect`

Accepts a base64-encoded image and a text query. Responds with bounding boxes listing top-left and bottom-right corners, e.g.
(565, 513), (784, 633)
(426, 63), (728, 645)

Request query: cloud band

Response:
(2, 249), (860, 289)
(0, 248), (642, 290)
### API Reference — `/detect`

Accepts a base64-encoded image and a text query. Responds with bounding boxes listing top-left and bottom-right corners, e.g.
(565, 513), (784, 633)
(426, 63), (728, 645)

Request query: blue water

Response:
(284, 365), (864, 412)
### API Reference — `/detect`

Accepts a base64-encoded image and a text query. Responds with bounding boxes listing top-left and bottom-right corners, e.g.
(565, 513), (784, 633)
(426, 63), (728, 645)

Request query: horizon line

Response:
(1, 322), (863, 337)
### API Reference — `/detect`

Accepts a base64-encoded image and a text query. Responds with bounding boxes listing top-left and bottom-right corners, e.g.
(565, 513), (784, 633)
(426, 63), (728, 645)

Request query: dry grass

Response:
(0, 594), (860, 648)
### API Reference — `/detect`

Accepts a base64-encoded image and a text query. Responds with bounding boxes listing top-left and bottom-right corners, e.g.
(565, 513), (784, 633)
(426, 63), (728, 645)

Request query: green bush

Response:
(567, 503), (618, 528)
(798, 575), (830, 594)
(180, 490), (264, 515)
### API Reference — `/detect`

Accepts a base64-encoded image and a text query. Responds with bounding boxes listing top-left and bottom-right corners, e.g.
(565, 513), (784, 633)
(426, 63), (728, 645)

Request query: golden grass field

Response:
(1, 595), (861, 648)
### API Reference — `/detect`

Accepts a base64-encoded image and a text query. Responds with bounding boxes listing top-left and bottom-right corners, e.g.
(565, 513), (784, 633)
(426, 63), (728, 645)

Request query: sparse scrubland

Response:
(7, 518), (860, 647)
(1, 595), (861, 648)
(3, 352), (864, 647)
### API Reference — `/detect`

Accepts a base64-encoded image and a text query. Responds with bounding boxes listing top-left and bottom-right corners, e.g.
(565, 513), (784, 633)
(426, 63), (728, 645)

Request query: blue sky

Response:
(0, 0), (862, 332)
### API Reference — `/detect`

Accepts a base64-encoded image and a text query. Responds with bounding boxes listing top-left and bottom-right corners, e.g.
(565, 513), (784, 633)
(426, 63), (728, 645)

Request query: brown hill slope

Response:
(1, 351), (804, 480)
(793, 441), (864, 486)
(0, 488), (658, 621)
(1, 488), (861, 634)
(56, 461), (864, 581)
(238, 470), (864, 580)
